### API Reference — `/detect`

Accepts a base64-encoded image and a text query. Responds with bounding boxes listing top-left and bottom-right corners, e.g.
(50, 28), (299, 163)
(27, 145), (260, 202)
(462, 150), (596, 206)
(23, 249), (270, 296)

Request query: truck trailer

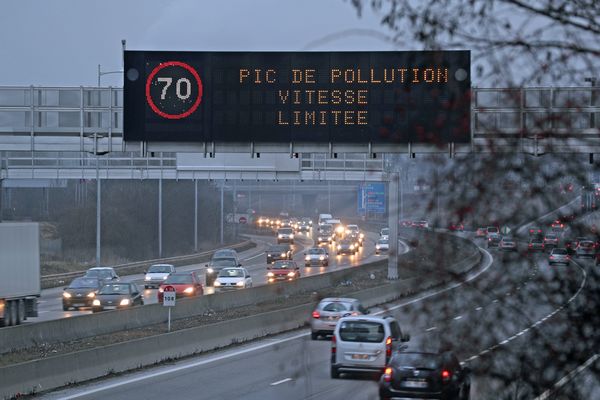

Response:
(0, 222), (41, 327)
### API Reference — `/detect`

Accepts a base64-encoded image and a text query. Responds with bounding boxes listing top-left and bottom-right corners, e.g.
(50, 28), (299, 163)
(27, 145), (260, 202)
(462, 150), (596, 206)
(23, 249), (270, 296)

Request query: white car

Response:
(331, 315), (410, 378)
(144, 264), (176, 289)
(375, 239), (389, 255)
(380, 228), (390, 240)
(213, 267), (253, 290)
(304, 247), (329, 267)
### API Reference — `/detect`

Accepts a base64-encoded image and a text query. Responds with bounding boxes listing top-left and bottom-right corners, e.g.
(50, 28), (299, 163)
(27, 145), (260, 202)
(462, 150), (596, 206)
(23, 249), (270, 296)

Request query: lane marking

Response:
(270, 378), (292, 386)
(493, 299), (499, 303)
(535, 353), (599, 400)
(453, 315), (463, 321)
(426, 326), (437, 332)
(475, 306), (483, 311)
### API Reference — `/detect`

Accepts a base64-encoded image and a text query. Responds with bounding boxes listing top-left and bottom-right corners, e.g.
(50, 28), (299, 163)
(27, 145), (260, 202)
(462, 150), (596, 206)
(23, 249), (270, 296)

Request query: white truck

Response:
(0, 222), (40, 327)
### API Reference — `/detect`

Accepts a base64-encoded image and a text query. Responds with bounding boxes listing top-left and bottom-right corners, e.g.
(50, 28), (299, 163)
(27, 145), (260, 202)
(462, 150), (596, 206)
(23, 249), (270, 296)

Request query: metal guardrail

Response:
(41, 240), (253, 287)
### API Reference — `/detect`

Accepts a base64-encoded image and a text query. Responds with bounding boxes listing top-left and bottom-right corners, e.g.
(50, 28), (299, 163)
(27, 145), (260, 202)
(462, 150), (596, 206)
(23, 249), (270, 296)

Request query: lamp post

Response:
(89, 133), (108, 267)
(97, 40), (126, 87)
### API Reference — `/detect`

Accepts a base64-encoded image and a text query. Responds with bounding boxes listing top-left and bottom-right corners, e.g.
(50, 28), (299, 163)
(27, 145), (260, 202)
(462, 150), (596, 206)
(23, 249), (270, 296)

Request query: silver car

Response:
(499, 237), (517, 252)
(549, 248), (570, 266)
(575, 240), (595, 258)
(304, 247), (329, 267)
(310, 298), (367, 340)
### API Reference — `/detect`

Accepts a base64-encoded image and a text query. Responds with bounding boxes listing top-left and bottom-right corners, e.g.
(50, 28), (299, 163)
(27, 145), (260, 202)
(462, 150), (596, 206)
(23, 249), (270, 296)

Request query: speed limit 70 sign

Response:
(145, 61), (203, 120)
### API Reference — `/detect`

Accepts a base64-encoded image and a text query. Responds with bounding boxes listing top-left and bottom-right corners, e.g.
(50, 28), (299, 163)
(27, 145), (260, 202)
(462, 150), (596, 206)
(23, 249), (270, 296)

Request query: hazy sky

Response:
(0, 0), (399, 87)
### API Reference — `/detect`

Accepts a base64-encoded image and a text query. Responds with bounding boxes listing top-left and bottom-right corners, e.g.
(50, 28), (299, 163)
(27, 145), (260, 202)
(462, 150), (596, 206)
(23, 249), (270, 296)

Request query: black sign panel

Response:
(124, 51), (470, 144)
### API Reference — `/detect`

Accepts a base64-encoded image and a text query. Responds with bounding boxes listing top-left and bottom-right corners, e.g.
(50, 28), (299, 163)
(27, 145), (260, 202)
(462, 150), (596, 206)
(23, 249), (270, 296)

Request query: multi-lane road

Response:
(34, 229), (387, 323)
(39, 231), (599, 400)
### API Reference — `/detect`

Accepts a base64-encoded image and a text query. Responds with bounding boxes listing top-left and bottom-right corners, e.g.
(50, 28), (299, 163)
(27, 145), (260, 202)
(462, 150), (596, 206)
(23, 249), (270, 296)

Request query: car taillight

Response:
(442, 369), (451, 383)
(529, 244), (532, 247)
(312, 311), (320, 319)
(385, 336), (392, 360)
(550, 256), (555, 259)
(383, 367), (393, 382)
(331, 334), (337, 354)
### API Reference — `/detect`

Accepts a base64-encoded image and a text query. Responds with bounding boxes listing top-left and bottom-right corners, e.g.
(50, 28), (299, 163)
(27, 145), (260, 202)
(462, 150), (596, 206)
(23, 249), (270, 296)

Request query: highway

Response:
(34, 229), (389, 323)
(40, 233), (597, 400)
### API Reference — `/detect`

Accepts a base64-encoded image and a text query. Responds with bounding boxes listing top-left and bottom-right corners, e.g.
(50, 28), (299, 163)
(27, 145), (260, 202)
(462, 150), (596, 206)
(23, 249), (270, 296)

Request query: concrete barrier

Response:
(0, 247), (483, 399)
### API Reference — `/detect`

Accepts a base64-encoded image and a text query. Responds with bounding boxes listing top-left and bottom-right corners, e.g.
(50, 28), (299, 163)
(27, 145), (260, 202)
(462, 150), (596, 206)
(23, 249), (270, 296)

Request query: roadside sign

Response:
(500, 226), (511, 235)
(162, 285), (176, 307)
(239, 216), (247, 224)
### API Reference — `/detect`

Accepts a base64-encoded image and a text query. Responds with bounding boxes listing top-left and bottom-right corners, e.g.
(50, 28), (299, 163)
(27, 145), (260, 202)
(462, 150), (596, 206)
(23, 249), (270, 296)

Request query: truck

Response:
(0, 222), (40, 327)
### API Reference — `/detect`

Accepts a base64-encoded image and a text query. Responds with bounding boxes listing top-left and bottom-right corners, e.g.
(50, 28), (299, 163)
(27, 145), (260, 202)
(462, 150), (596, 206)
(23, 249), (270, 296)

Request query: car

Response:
(575, 240), (596, 258)
(375, 239), (389, 255)
(549, 248), (571, 266)
(417, 220), (429, 229)
(475, 227), (487, 237)
(337, 239), (357, 255)
(214, 267), (252, 290)
(543, 233), (559, 247)
(551, 220), (565, 232)
(267, 260), (300, 283)
(487, 233), (502, 247)
(158, 272), (204, 301)
(84, 267), (119, 284)
(318, 213), (333, 226)
(379, 349), (471, 400)
(380, 228), (390, 240)
(301, 217), (313, 227)
(310, 298), (367, 340)
(143, 263), (176, 289)
(277, 227), (295, 244)
(62, 277), (103, 311)
(92, 282), (144, 312)
(297, 220), (311, 232)
(205, 257), (240, 286)
(266, 244), (293, 264)
(345, 225), (364, 246)
(448, 222), (464, 231)
(400, 220), (413, 228)
(317, 224), (334, 244)
(331, 315), (410, 378)
(565, 239), (579, 255)
(528, 226), (542, 237)
(212, 249), (240, 261)
(327, 219), (345, 240)
(487, 226), (499, 237)
(528, 238), (545, 252)
(498, 236), (517, 251)
(304, 247), (329, 267)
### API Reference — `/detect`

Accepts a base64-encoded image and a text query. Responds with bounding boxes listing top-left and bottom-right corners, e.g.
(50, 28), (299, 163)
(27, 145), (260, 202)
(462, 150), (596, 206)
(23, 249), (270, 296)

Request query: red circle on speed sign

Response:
(163, 285), (176, 292)
(239, 217), (247, 224)
(145, 61), (203, 120)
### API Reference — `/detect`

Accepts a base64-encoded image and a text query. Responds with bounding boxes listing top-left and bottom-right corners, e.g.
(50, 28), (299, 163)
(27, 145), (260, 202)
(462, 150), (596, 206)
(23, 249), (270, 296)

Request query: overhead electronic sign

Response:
(124, 51), (470, 145)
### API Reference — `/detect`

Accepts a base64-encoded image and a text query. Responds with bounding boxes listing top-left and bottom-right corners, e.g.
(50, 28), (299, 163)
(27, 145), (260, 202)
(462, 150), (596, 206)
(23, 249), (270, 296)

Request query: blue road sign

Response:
(358, 183), (385, 214)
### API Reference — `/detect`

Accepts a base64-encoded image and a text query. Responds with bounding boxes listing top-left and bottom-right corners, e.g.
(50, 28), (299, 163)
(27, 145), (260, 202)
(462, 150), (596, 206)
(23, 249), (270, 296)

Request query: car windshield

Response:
(553, 249), (568, 255)
(85, 270), (113, 279)
(279, 228), (293, 234)
(211, 258), (237, 267)
(308, 248), (324, 254)
(164, 274), (193, 284)
(339, 321), (385, 343)
(269, 246), (288, 252)
(68, 278), (99, 289)
(580, 241), (594, 248)
(378, 239), (389, 245)
(214, 250), (236, 258)
(219, 268), (244, 277)
(321, 301), (351, 312)
(99, 284), (130, 295)
(546, 234), (557, 239)
(272, 262), (294, 269)
(148, 265), (172, 273)
(392, 353), (441, 369)
(381, 228), (389, 235)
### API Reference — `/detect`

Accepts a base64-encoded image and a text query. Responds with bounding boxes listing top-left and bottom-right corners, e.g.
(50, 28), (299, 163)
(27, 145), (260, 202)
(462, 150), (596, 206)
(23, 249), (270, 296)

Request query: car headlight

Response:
(287, 272), (296, 277)
(214, 281), (221, 286)
(62, 292), (72, 298)
(278, 234), (283, 238)
(305, 255), (311, 261)
(360, 233), (364, 238)
(92, 299), (100, 306)
(319, 255), (325, 260)
(337, 245), (341, 250)
(281, 253), (286, 257)
(87, 292), (95, 298)
(236, 281), (245, 287)
(120, 299), (130, 306)
(145, 276), (151, 281)
(267, 254), (271, 257)
(376, 244), (381, 249)
(267, 272), (274, 277)
(336, 227), (344, 233)
(350, 245), (355, 250)
(290, 234), (294, 239)
(184, 287), (194, 294)
(158, 287), (164, 293)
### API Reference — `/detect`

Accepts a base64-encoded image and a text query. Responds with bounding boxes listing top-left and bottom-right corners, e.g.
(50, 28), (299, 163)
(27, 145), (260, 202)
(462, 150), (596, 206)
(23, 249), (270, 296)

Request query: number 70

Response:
(157, 77), (192, 100)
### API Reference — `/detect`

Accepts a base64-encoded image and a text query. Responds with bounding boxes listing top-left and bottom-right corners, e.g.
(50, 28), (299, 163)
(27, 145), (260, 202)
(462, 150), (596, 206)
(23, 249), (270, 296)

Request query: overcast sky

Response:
(0, 0), (403, 87)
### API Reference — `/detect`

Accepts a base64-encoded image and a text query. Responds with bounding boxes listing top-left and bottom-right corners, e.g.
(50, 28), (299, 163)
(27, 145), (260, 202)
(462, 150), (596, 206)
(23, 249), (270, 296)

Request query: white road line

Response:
(270, 378), (292, 386)
(453, 315), (463, 320)
(475, 306), (483, 311)
(493, 299), (499, 303)
(534, 354), (599, 400)
(426, 327), (437, 332)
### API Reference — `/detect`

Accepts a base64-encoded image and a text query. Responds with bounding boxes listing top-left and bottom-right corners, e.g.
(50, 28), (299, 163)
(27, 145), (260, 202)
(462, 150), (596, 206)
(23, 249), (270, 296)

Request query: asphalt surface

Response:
(34, 229), (386, 323)
(40, 233), (598, 400)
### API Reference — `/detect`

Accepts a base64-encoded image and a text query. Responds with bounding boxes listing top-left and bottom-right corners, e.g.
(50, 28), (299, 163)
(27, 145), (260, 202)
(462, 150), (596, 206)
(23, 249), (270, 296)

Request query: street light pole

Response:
(194, 179), (198, 252)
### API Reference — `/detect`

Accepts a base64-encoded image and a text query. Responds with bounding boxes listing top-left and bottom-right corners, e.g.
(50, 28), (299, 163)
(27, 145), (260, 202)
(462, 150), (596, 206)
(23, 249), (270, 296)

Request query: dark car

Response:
(266, 244), (293, 264)
(92, 282), (143, 312)
(205, 257), (239, 286)
(487, 233), (502, 248)
(158, 271), (204, 301)
(448, 222), (464, 231)
(267, 260), (300, 283)
(379, 350), (471, 400)
(62, 277), (103, 311)
(528, 237), (545, 252)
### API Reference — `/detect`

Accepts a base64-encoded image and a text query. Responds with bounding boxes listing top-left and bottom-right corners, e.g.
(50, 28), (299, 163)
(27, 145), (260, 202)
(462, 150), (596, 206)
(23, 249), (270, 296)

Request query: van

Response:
(331, 315), (410, 378)
(318, 213), (333, 226)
